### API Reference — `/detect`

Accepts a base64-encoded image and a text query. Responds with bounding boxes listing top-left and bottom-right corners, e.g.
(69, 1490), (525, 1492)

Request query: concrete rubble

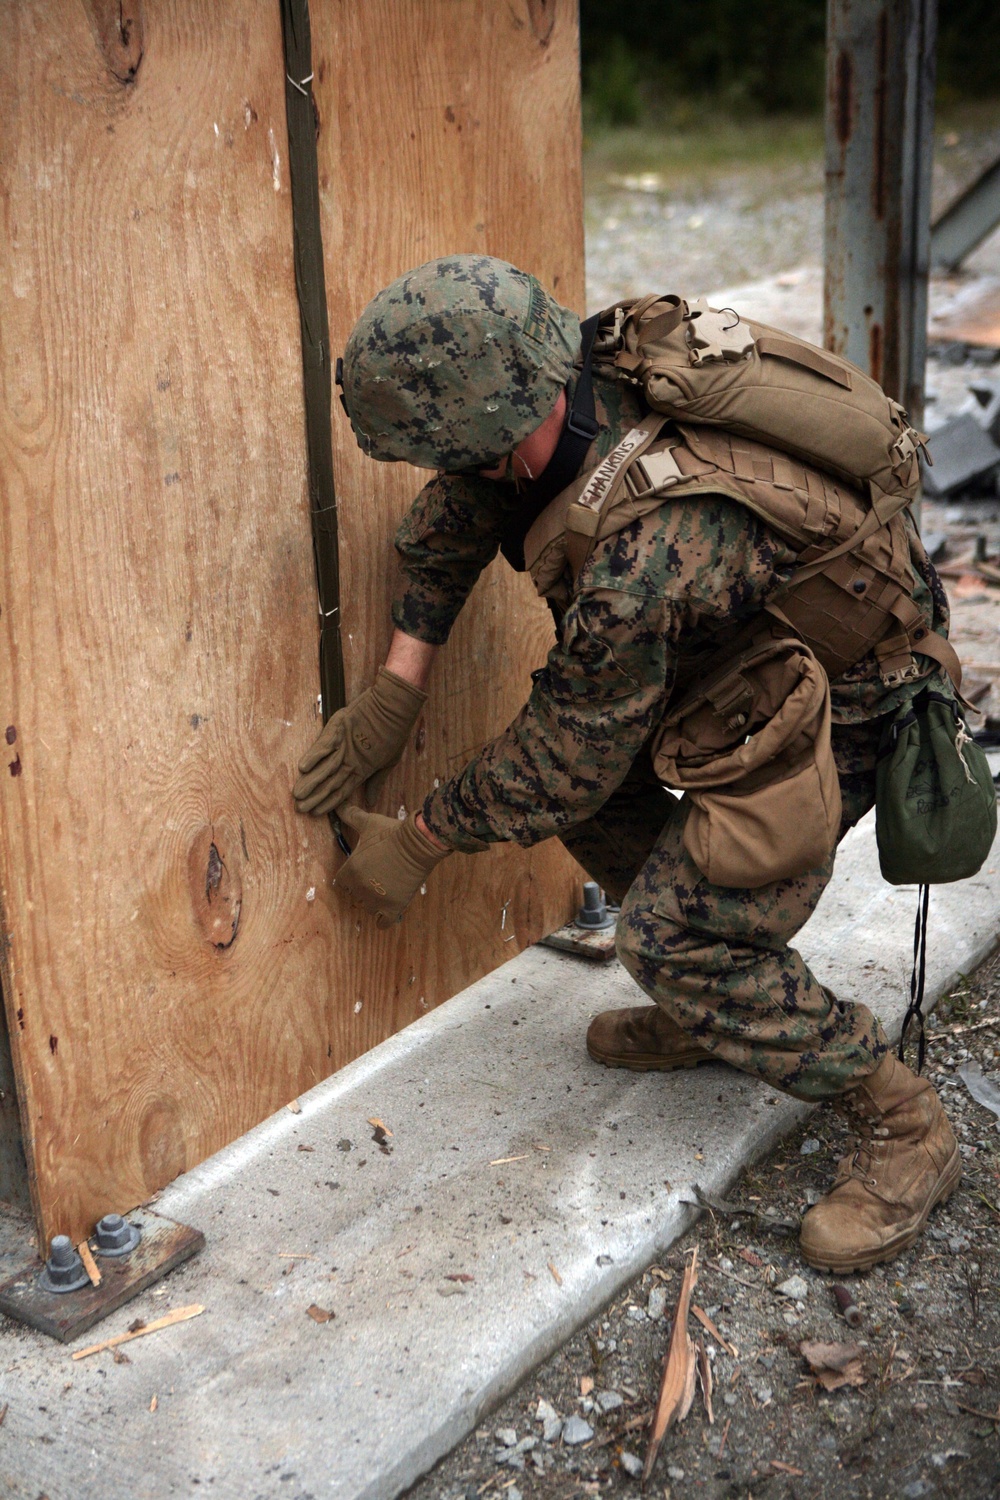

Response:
(921, 412), (1000, 499)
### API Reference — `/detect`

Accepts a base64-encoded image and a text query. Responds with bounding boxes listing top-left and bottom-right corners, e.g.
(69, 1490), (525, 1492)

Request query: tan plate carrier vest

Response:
(524, 412), (960, 692)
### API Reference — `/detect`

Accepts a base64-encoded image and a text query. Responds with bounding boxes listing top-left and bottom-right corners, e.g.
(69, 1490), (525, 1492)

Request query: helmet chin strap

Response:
(497, 313), (601, 570)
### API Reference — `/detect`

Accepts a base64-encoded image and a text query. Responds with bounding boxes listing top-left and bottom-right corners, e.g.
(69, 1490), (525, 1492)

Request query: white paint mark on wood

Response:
(268, 127), (281, 192)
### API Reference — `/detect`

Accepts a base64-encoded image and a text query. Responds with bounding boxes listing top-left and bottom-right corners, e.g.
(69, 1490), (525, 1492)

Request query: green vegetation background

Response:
(580, 1), (1000, 126)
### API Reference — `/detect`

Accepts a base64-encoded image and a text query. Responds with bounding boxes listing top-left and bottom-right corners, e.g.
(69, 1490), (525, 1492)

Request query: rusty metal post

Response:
(824, 0), (937, 427)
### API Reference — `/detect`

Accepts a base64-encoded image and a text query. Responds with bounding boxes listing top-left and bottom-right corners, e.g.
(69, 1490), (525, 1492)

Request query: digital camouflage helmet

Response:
(339, 255), (581, 471)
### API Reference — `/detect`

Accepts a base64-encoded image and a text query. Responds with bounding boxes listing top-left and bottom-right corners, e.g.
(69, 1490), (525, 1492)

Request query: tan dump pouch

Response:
(652, 630), (842, 889)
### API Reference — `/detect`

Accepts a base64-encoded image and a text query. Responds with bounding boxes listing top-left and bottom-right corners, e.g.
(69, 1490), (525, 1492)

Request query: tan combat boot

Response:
(586, 1005), (716, 1071)
(800, 1051), (961, 1274)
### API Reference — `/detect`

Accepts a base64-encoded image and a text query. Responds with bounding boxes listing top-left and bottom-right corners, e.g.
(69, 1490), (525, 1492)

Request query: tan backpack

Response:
(525, 295), (961, 694)
(597, 294), (925, 506)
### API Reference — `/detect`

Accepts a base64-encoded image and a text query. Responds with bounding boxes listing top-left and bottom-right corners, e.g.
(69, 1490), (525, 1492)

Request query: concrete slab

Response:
(1, 810), (998, 1500)
(705, 258), (1000, 353)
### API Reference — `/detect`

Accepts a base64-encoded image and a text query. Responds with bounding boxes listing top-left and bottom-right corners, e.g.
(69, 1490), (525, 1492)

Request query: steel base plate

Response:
(539, 918), (618, 962)
(0, 1208), (204, 1342)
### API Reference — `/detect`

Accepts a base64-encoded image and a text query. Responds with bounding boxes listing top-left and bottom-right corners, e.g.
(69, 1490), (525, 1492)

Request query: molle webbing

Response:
(523, 424), (961, 691)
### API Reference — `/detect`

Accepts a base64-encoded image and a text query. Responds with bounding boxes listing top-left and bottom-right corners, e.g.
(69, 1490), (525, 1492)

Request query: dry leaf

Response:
(580, 1375), (594, 1397)
(643, 1246), (699, 1485)
(738, 1248), (763, 1268)
(691, 1304), (738, 1359)
(696, 1335), (714, 1425)
(306, 1304), (334, 1324)
(800, 1339), (866, 1391)
(678, 1338), (698, 1424)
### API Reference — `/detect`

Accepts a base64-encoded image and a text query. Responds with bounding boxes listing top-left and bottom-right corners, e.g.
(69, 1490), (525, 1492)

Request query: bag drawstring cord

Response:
(897, 883), (929, 1074)
(954, 721), (976, 784)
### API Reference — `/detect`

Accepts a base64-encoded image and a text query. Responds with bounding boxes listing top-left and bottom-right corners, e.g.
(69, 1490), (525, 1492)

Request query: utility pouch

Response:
(875, 686), (997, 885)
(652, 630), (841, 888)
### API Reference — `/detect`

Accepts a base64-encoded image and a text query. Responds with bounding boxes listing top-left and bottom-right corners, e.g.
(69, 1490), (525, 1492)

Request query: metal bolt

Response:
(94, 1213), (142, 1258)
(574, 881), (615, 931)
(38, 1234), (90, 1295)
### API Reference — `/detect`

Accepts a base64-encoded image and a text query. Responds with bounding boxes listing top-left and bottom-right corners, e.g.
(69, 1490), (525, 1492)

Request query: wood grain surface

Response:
(0, 1), (586, 1242)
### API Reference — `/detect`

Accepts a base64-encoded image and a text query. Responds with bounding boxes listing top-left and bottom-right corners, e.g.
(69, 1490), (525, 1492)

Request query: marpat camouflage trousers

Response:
(560, 720), (889, 1101)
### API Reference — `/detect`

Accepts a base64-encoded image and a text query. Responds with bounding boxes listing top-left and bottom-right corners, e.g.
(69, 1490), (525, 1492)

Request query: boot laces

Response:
(835, 1093), (891, 1188)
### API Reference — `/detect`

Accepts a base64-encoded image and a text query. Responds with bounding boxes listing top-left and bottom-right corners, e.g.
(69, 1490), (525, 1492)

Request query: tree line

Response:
(580, 0), (1000, 123)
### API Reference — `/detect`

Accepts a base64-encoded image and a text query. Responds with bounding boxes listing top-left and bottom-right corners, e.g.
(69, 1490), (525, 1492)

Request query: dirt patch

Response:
(405, 947), (1000, 1500)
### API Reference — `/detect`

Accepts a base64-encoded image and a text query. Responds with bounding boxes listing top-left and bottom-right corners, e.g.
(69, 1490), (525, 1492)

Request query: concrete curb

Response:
(1, 809), (998, 1500)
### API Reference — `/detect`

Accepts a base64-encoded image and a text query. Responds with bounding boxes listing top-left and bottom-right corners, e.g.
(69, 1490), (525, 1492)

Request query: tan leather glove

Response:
(335, 807), (450, 927)
(293, 668), (427, 815)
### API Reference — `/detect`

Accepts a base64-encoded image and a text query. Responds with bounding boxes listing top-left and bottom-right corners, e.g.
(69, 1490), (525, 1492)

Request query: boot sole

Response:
(586, 1044), (718, 1073)
(801, 1144), (963, 1275)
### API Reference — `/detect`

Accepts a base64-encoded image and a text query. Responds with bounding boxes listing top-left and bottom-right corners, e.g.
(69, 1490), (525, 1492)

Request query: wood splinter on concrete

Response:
(642, 1246), (699, 1486)
(71, 1303), (205, 1360)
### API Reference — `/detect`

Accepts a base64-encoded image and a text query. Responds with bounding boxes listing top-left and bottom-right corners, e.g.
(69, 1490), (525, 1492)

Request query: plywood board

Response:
(311, 0), (587, 1027)
(0, 1), (585, 1244)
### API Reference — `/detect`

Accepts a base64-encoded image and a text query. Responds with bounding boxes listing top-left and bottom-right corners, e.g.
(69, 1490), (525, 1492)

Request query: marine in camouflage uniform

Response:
(388, 351), (946, 1102)
(295, 255), (961, 1273)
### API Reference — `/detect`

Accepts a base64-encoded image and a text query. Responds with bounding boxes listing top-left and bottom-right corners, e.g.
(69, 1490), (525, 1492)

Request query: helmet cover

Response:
(340, 255), (581, 470)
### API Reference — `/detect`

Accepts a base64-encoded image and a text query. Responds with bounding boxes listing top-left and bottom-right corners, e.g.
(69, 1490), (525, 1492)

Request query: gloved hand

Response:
(335, 806), (450, 927)
(293, 668), (427, 815)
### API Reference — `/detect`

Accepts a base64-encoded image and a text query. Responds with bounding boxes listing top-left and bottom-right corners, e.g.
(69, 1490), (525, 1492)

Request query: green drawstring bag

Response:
(876, 686), (997, 885)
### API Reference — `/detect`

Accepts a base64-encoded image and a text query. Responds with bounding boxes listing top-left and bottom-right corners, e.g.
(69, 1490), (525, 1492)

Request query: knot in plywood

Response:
(188, 828), (242, 950)
(82, 0), (144, 86)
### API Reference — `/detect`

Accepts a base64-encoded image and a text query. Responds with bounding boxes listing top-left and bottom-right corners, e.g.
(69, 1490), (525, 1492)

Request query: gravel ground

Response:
(584, 104), (1000, 311)
(406, 949), (1000, 1500)
(405, 107), (1000, 1500)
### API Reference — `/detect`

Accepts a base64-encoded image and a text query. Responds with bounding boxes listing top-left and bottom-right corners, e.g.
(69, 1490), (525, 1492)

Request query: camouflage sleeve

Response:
(391, 472), (526, 646)
(420, 586), (676, 849)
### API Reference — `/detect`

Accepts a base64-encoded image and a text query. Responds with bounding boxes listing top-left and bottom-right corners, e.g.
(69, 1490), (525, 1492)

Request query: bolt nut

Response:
(38, 1234), (90, 1295)
(94, 1213), (142, 1258)
(574, 881), (616, 932)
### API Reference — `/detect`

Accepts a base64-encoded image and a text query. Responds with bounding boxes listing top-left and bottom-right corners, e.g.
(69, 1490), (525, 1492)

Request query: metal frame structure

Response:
(824, 0), (938, 425)
(931, 154), (1000, 271)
